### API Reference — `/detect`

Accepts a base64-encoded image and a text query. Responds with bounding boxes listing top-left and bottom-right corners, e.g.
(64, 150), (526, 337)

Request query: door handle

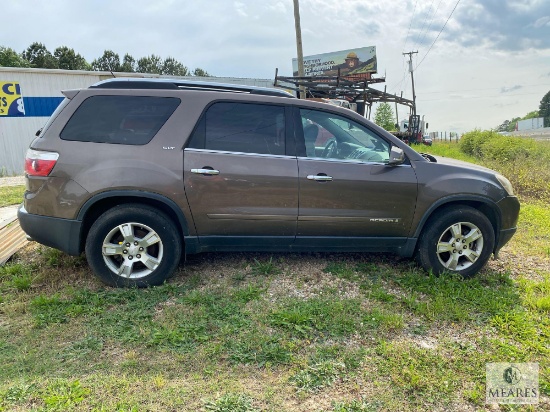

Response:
(191, 168), (220, 175)
(307, 174), (333, 181)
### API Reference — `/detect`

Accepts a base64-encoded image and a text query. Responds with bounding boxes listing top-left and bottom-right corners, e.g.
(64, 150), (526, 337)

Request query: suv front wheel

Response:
(416, 206), (495, 278)
(85, 204), (182, 287)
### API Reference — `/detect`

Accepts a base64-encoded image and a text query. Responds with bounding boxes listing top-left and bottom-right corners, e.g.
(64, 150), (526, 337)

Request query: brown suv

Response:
(19, 78), (519, 287)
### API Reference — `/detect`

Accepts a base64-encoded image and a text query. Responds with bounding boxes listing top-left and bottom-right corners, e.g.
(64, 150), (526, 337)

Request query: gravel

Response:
(0, 176), (25, 187)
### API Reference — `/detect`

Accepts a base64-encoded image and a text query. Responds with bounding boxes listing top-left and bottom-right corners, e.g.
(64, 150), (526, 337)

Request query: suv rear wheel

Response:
(416, 206), (495, 278)
(85, 205), (182, 287)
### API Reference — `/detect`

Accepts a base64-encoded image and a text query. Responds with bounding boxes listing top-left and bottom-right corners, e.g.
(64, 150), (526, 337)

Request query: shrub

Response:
(458, 130), (550, 201)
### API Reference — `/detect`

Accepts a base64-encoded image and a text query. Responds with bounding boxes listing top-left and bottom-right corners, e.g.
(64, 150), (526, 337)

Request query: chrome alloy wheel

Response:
(101, 222), (164, 279)
(436, 221), (484, 271)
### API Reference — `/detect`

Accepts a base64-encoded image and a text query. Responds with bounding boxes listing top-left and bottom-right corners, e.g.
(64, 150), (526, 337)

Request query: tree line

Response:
(0, 42), (210, 77)
(496, 90), (550, 131)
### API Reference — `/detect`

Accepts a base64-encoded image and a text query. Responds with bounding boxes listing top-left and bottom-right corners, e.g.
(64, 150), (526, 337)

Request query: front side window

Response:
(300, 109), (390, 163)
(60, 96), (180, 145)
(190, 102), (285, 155)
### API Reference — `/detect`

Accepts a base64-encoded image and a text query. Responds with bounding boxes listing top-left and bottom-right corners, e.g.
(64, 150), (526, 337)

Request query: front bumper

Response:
(18, 205), (82, 256)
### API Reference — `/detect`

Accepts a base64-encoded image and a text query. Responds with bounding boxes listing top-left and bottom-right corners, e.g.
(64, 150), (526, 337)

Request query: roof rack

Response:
(90, 78), (295, 98)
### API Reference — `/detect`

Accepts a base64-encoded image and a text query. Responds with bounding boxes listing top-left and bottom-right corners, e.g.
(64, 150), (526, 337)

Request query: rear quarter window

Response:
(60, 96), (180, 145)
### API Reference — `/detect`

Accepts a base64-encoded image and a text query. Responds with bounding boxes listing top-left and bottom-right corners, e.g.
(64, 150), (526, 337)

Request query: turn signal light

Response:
(24, 149), (59, 177)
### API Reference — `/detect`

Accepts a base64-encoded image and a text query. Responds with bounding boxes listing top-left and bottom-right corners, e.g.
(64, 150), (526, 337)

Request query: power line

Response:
(416, 0), (461, 70)
(416, 0), (446, 49)
(412, 0), (435, 51)
(420, 83), (550, 95)
(403, 0), (419, 51)
(419, 91), (544, 102)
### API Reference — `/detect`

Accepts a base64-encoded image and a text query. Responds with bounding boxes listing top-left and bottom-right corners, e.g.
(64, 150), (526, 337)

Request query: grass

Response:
(0, 185), (24, 207)
(0, 142), (548, 410)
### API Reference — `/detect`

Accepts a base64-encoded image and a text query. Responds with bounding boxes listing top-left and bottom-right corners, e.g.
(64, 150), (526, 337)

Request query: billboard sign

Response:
(292, 46), (377, 78)
(0, 82), (25, 116)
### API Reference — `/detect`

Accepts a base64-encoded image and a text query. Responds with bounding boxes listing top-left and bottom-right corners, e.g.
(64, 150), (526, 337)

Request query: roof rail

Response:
(90, 78), (295, 98)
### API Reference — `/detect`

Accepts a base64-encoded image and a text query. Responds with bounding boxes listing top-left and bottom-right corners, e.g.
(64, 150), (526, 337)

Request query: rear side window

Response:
(189, 102), (285, 155)
(60, 96), (180, 145)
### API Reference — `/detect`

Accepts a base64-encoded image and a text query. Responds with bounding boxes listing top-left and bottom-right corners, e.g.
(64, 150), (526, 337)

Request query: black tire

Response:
(85, 204), (182, 287)
(416, 206), (495, 278)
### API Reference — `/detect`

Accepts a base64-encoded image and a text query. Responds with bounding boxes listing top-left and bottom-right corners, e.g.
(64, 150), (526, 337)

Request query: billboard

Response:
(0, 81), (25, 116)
(292, 46), (377, 78)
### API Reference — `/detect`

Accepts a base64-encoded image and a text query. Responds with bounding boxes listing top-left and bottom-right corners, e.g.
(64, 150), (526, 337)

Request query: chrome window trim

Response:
(184, 147), (295, 160)
(296, 155), (411, 167)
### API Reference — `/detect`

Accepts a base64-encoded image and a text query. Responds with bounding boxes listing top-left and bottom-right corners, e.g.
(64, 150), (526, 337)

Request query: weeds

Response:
(204, 393), (258, 412)
(251, 257), (281, 276)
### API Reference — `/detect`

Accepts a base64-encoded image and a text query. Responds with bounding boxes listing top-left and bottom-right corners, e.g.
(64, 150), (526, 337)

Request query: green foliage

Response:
(193, 67), (211, 77)
(42, 380), (90, 411)
(540, 89), (550, 127)
(54, 46), (90, 70)
(0, 185), (24, 207)
(290, 360), (345, 392)
(204, 393), (258, 412)
(0, 46), (29, 68)
(22, 42), (58, 68)
(91, 50), (122, 72)
(330, 398), (382, 412)
(373, 102), (396, 131)
(3, 43), (211, 75)
(251, 257), (281, 276)
(458, 130), (550, 201)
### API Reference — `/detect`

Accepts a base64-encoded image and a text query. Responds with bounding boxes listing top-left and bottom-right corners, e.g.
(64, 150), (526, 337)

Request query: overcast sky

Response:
(3, 0), (550, 133)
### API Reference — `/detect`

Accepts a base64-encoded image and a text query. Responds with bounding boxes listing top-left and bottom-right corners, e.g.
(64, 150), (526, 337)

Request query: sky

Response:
(2, 0), (550, 133)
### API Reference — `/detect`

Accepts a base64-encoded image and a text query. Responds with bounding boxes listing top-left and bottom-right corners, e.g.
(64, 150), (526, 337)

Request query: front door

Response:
(296, 108), (418, 246)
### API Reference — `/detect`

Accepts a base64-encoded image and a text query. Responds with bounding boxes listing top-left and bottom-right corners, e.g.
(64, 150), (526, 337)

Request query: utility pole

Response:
(293, 0), (306, 99)
(402, 51), (418, 117)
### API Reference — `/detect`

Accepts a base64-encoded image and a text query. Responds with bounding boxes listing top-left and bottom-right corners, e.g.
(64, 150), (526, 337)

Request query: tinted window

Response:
(300, 109), (390, 163)
(199, 102), (285, 155)
(60, 96), (180, 145)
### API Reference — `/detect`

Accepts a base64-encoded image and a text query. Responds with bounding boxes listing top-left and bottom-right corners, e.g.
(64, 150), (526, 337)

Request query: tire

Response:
(85, 204), (182, 287)
(416, 206), (495, 278)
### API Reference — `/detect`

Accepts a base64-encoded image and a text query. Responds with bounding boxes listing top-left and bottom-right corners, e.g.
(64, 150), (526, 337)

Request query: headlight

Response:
(495, 174), (514, 196)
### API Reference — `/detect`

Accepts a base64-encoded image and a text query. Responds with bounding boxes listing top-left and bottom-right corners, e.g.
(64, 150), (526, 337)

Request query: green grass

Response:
(0, 185), (24, 207)
(0, 143), (549, 410)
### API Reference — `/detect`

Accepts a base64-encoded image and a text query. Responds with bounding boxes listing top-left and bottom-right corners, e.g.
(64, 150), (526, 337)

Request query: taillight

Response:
(24, 149), (59, 177)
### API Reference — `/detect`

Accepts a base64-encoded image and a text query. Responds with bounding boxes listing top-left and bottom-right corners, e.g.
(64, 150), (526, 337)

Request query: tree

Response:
(137, 54), (163, 74)
(22, 42), (58, 68)
(54, 46), (89, 70)
(0, 46), (30, 67)
(193, 68), (210, 77)
(540, 90), (550, 127)
(162, 56), (188, 76)
(373, 102), (396, 131)
(120, 54), (136, 72)
(92, 50), (121, 72)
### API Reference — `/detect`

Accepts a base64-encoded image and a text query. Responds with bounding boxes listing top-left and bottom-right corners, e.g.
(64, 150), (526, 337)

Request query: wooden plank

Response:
(0, 220), (28, 265)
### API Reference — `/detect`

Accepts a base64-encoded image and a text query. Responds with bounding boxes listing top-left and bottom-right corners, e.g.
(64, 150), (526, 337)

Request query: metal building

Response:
(0, 67), (276, 175)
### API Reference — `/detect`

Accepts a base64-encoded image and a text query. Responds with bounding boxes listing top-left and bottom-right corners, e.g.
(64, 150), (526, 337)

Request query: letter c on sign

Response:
(2, 83), (17, 95)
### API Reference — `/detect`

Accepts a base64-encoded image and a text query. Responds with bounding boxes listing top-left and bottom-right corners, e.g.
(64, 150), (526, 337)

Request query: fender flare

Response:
(77, 190), (191, 237)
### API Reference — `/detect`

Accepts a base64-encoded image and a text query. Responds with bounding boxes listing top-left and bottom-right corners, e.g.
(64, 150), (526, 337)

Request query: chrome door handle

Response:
(191, 168), (220, 175)
(307, 174), (333, 181)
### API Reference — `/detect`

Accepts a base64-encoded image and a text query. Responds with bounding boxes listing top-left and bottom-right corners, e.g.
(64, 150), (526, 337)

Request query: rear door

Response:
(295, 107), (418, 247)
(184, 102), (298, 248)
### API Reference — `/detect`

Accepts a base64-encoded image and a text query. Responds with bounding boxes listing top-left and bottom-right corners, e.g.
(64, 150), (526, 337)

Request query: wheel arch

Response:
(77, 191), (190, 254)
(413, 195), (501, 252)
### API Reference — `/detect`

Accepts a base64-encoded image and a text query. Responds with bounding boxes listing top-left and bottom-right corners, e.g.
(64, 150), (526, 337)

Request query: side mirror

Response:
(388, 146), (405, 166)
(425, 123), (429, 129)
